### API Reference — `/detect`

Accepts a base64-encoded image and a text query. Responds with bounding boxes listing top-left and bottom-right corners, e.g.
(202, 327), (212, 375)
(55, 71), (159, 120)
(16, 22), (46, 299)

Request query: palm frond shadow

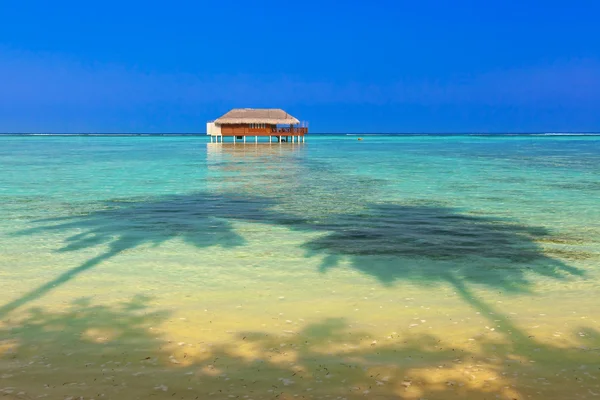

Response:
(304, 203), (583, 292)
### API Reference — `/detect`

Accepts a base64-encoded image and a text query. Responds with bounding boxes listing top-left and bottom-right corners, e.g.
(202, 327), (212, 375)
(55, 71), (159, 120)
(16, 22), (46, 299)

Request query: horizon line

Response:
(1, 132), (600, 136)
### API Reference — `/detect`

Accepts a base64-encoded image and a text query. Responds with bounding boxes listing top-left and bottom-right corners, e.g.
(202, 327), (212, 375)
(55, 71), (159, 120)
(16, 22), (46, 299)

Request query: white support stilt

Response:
(243, 136), (246, 143)
(255, 135), (258, 143)
(269, 136), (272, 143)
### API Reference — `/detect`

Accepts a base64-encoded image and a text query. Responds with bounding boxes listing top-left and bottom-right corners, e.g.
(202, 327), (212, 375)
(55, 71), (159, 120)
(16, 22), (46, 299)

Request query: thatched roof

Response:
(214, 108), (300, 125)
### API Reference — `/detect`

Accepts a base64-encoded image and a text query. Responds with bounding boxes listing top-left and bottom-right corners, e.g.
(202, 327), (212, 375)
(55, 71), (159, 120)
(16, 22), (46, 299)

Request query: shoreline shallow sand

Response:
(1, 136), (599, 399)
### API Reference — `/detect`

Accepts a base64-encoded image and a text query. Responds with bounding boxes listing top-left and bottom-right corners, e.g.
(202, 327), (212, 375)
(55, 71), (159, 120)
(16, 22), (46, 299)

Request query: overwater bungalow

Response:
(207, 108), (308, 143)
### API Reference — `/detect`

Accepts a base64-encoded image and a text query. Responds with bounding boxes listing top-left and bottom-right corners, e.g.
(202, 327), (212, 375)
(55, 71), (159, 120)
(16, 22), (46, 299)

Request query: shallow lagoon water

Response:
(1, 135), (599, 399)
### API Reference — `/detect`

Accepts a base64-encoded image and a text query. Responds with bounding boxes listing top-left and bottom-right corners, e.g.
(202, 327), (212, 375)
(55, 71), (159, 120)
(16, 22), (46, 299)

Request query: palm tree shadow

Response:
(303, 203), (586, 347)
(1, 192), (298, 317)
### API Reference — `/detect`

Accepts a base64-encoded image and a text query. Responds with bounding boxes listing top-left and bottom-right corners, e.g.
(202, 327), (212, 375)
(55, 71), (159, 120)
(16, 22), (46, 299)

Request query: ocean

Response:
(1, 134), (599, 399)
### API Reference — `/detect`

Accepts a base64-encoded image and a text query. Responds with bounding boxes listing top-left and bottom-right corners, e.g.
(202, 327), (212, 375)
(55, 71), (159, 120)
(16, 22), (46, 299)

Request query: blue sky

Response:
(1, 0), (599, 133)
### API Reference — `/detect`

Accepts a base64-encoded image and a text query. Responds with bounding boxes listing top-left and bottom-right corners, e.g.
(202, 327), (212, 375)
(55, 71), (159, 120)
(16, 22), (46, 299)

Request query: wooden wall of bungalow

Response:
(220, 123), (308, 136)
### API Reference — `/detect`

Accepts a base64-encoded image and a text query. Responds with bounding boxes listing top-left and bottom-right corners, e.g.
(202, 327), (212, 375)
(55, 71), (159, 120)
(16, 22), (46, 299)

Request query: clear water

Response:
(0, 135), (599, 399)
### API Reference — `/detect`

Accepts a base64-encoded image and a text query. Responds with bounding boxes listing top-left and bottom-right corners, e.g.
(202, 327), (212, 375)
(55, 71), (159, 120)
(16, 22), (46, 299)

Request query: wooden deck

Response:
(220, 125), (307, 136)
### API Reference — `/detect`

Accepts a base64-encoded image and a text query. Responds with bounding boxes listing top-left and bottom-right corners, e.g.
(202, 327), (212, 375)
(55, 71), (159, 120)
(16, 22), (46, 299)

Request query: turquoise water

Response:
(1, 135), (599, 399)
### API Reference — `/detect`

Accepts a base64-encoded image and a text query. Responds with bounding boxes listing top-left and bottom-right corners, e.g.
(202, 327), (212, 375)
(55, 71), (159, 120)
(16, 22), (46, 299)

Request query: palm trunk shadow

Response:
(445, 274), (535, 347)
(0, 248), (120, 318)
